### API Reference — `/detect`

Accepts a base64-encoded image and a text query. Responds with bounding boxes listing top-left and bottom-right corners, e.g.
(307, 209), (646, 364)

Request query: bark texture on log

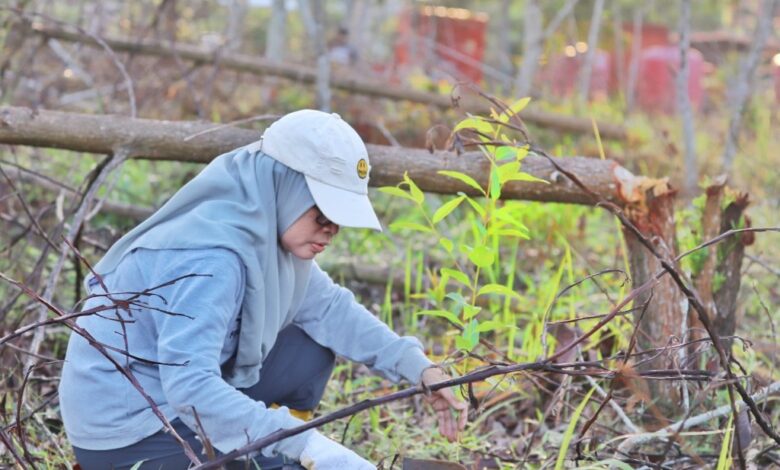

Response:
(689, 182), (752, 349)
(690, 177), (726, 342)
(0, 106), (632, 207)
(622, 177), (687, 409)
(24, 23), (628, 141)
(623, 179), (686, 348)
(712, 193), (753, 345)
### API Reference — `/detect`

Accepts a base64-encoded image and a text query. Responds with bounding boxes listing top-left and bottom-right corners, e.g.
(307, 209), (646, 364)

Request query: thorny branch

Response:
(24, 147), (131, 370)
(0, 269), (203, 465)
(531, 143), (780, 456)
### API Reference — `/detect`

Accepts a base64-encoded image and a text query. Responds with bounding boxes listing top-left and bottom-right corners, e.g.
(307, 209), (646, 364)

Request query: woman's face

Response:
(280, 206), (340, 259)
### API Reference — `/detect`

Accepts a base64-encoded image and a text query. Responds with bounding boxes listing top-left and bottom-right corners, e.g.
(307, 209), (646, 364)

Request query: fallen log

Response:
(24, 22), (628, 141)
(0, 106), (636, 207)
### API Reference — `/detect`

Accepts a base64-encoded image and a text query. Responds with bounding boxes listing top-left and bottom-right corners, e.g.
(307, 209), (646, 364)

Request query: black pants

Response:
(72, 326), (336, 470)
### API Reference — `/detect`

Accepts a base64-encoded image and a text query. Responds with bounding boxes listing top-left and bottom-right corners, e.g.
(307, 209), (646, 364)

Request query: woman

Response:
(59, 110), (467, 469)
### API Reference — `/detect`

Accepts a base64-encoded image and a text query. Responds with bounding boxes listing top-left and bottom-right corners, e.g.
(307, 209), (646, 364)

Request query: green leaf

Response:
(378, 186), (416, 202)
(498, 97), (531, 123)
(444, 292), (465, 316)
(463, 304), (482, 320)
(455, 319), (480, 351)
(438, 237), (453, 254)
(472, 218), (487, 238)
(454, 335), (471, 351)
(476, 320), (507, 333)
(716, 414), (734, 470)
(438, 170), (485, 195)
(389, 221), (432, 233)
(477, 283), (521, 299)
(441, 268), (471, 287)
(555, 387), (596, 470)
(515, 146), (529, 161)
(464, 196), (486, 217)
(432, 195), (466, 224)
(495, 146), (515, 161)
(403, 172), (425, 204)
(453, 116), (494, 136)
(497, 161), (521, 185)
(489, 165), (501, 200)
(468, 245), (495, 268)
(418, 309), (463, 327)
(503, 172), (549, 184)
(494, 207), (528, 231)
(494, 229), (530, 239)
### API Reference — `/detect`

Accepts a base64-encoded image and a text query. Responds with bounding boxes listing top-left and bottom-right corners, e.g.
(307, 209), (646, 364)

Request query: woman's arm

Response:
(293, 262), (433, 384)
(294, 263), (468, 441)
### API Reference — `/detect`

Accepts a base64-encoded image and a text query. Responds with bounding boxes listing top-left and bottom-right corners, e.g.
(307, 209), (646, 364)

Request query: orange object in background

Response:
(774, 54), (780, 104)
(394, 6), (488, 84)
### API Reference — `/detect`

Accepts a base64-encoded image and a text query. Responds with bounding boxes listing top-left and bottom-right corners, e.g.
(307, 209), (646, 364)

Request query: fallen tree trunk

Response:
(0, 106), (636, 206)
(24, 22), (628, 141)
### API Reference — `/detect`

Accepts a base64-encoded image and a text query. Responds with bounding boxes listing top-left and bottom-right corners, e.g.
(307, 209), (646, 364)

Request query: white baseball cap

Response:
(251, 109), (382, 231)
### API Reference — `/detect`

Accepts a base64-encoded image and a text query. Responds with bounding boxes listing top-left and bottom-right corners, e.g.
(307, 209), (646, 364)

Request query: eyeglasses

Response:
(315, 212), (335, 227)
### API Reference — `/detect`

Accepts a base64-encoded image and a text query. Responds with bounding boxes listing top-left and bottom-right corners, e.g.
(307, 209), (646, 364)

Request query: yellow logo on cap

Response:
(356, 159), (368, 179)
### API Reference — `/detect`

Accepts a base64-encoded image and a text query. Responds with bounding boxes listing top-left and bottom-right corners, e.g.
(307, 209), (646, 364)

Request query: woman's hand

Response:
(420, 366), (469, 442)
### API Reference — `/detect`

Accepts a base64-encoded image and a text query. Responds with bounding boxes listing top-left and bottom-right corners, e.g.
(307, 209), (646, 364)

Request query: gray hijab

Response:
(92, 146), (316, 388)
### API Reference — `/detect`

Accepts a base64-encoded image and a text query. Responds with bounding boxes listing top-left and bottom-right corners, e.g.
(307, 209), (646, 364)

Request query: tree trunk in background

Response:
(346, 0), (375, 69)
(265, 0), (287, 61)
(721, 0), (778, 171)
(544, 0), (579, 40)
(611, 3), (625, 99)
(298, 0), (318, 56)
(625, 5), (643, 112)
(677, 0), (698, 197)
(578, 0), (605, 102)
(514, 0), (542, 98)
(496, 0), (514, 94)
(299, 0), (331, 111)
(516, 0), (580, 99)
(225, 0), (248, 51)
(86, 0), (119, 35)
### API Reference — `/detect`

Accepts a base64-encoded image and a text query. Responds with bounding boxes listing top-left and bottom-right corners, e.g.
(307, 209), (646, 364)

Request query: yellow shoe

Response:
(270, 403), (314, 421)
(289, 408), (314, 421)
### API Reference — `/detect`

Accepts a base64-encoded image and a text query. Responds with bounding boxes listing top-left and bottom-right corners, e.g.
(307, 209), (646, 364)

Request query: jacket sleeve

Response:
(293, 262), (433, 384)
(152, 251), (312, 459)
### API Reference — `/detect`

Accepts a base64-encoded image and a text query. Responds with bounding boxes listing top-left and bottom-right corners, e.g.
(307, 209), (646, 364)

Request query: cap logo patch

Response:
(356, 159), (368, 179)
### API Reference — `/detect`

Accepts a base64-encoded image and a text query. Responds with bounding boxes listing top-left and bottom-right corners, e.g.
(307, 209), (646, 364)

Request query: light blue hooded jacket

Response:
(58, 147), (432, 459)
